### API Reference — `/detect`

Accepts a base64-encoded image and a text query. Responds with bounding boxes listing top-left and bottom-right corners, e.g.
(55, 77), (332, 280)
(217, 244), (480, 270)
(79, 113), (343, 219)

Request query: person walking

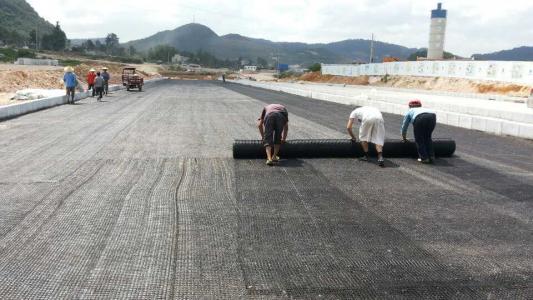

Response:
(347, 106), (385, 167)
(101, 67), (110, 95)
(401, 100), (437, 164)
(94, 72), (105, 101)
(63, 66), (77, 104)
(257, 104), (289, 166)
(87, 68), (96, 97)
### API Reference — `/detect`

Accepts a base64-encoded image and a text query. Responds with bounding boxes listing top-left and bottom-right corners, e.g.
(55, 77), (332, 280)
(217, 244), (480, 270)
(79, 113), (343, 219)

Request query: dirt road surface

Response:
(0, 80), (531, 298)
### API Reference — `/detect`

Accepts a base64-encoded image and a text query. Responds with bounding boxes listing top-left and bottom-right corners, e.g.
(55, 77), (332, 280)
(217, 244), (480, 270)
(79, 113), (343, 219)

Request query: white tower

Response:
(428, 3), (447, 60)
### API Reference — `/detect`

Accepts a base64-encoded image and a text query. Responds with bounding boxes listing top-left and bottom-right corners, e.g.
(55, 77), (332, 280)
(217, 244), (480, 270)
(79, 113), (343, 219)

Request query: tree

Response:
(28, 29), (37, 49)
(105, 33), (119, 54)
(129, 45), (137, 56)
(41, 21), (66, 51)
(308, 63), (321, 72)
(85, 39), (95, 51)
(147, 45), (178, 63)
(95, 40), (106, 52)
(257, 57), (268, 68)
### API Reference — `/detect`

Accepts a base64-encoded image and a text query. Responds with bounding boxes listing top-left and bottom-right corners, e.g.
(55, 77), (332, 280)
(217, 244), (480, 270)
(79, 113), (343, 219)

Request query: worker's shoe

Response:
(420, 159), (431, 164)
(359, 155), (369, 162)
(265, 159), (274, 166)
(272, 156), (280, 163)
(378, 158), (385, 167)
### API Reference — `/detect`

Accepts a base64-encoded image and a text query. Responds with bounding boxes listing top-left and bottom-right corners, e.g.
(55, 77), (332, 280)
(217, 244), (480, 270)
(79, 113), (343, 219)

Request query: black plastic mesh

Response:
(233, 139), (456, 159)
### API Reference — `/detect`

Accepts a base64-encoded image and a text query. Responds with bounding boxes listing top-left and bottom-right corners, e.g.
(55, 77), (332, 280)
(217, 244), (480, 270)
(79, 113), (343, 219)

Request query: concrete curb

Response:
(0, 78), (166, 121)
(231, 80), (533, 140)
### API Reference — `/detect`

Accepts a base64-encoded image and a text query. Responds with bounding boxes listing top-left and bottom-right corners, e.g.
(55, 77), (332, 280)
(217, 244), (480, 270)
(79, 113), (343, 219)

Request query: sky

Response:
(27, 0), (533, 57)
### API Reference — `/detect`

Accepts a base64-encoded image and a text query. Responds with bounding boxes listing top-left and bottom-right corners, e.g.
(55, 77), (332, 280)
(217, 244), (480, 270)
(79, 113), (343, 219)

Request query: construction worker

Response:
(257, 104), (289, 166)
(94, 72), (105, 101)
(401, 100), (437, 164)
(101, 67), (110, 95)
(63, 66), (77, 104)
(347, 106), (385, 167)
(87, 68), (96, 97)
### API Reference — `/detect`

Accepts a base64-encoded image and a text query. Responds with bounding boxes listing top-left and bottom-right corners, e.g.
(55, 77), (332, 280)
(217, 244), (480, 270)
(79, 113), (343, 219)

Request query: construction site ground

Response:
(244, 71), (533, 98)
(0, 60), (163, 106)
(0, 80), (531, 298)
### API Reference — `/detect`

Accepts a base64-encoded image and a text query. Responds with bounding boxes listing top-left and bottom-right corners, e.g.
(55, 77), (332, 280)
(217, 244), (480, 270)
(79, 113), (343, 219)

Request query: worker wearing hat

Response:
(63, 66), (78, 104)
(87, 68), (96, 97)
(401, 100), (437, 163)
(101, 67), (110, 95)
(347, 106), (385, 167)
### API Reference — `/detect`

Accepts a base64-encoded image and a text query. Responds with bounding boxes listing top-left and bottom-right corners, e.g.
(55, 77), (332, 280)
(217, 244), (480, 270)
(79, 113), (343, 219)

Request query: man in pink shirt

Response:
(257, 104), (289, 166)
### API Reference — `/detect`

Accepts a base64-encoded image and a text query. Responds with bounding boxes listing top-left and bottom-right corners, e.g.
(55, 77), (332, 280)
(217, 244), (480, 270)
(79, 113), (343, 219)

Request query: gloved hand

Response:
(350, 138), (357, 143)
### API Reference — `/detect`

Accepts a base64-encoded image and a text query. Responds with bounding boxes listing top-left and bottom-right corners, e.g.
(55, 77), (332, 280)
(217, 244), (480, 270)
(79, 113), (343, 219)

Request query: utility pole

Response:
(35, 25), (38, 51)
(369, 33), (375, 63)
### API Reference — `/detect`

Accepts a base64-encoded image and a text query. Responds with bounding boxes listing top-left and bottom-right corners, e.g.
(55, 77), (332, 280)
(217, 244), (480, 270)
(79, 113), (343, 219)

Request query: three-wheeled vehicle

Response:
(122, 67), (144, 91)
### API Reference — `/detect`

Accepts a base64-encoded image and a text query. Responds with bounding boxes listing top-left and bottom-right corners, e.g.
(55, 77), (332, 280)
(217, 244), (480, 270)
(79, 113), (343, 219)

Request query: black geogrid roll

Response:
(233, 139), (456, 159)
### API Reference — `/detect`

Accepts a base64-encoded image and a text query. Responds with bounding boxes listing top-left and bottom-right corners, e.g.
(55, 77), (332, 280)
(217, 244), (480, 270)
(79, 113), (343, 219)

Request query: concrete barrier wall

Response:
(232, 80), (533, 140)
(0, 78), (165, 121)
(322, 61), (533, 85)
(15, 58), (59, 66)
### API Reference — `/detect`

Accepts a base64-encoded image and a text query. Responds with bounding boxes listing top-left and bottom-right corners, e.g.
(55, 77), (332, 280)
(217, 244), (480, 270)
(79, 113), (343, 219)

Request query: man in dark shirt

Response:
(257, 104), (289, 166)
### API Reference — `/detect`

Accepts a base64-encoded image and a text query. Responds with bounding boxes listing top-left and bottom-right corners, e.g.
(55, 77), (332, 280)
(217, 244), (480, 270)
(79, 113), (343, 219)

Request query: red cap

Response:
(409, 99), (422, 107)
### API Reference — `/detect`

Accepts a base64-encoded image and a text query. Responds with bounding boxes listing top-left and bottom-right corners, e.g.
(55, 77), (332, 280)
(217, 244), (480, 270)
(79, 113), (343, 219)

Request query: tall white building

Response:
(428, 3), (447, 60)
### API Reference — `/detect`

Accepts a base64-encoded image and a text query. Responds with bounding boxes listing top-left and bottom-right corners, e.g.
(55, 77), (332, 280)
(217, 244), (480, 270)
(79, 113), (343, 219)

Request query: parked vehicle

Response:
(122, 67), (144, 91)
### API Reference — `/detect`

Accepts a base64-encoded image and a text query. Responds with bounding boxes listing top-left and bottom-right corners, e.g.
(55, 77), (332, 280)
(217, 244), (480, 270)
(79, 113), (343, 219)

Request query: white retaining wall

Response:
(0, 78), (165, 121)
(15, 58), (59, 66)
(232, 80), (533, 140)
(322, 61), (533, 85)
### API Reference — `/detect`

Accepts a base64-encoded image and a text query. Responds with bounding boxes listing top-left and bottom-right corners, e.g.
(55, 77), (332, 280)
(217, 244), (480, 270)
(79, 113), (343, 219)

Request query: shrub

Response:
(309, 63), (321, 72)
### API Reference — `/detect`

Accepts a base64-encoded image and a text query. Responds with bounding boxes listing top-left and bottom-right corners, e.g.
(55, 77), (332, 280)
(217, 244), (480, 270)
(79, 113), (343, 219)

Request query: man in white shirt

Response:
(347, 106), (385, 167)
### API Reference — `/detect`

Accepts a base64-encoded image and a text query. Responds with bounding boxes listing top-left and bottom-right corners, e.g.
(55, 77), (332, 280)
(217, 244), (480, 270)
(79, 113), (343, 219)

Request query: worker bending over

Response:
(401, 100), (436, 164)
(258, 104), (289, 166)
(347, 106), (385, 167)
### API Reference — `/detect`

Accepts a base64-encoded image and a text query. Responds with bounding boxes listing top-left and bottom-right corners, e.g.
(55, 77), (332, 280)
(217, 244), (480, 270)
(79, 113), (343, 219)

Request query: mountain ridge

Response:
(0, 0), (55, 44)
(124, 23), (419, 65)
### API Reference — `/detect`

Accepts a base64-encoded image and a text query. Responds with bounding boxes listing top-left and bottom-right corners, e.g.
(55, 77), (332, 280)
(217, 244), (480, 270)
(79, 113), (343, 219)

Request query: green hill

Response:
(0, 0), (55, 46)
(125, 23), (418, 65)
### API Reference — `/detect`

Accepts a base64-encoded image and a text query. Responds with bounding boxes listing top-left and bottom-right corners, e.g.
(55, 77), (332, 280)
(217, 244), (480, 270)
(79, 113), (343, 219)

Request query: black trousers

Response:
(263, 112), (287, 147)
(95, 87), (103, 99)
(413, 113), (436, 160)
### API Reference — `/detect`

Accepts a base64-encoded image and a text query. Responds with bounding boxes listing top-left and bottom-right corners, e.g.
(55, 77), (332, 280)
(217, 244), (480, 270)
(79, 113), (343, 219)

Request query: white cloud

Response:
(26, 0), (533, 56)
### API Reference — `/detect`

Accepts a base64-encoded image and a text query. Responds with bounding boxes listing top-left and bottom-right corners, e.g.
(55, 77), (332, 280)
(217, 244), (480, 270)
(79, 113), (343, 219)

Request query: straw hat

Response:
(102, 67), (108, 70)
(89, 68), (96, 72)
(64, 66), (74, 72)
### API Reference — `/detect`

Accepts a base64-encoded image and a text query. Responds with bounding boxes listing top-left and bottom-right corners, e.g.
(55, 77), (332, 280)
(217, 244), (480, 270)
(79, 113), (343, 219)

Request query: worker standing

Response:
(401, 100), (437, 164)
(94, 72), (105, 101)
(257, 104), (289, 166)
(63, 66), (77, 104)
(87, 68), (96, 97)
(102, 67), (110, 95)
(347, 106), (385, 167)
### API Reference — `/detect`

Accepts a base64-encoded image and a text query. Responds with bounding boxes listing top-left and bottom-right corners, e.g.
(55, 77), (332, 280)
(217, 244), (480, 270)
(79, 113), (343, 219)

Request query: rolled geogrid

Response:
(233, 139), (456, 159)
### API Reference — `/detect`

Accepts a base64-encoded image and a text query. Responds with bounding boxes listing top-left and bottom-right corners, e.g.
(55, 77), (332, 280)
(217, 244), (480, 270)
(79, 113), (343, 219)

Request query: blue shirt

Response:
(102, 71), (110, 81)
(63, 72), (77, 88)
(401, 107), (435, 135)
